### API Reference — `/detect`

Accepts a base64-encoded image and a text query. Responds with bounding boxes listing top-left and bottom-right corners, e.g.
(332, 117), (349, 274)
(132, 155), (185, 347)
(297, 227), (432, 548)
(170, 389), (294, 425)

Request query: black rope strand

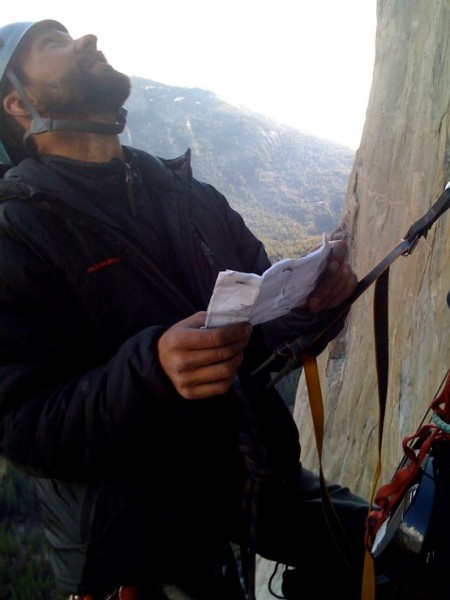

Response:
(234, 380), (272, 600)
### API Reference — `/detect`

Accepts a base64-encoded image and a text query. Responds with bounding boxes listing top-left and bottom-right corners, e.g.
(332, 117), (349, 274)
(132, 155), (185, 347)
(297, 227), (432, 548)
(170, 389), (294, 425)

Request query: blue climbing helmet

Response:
(0, 19), (126, 170)
(0, 20), (68, 168)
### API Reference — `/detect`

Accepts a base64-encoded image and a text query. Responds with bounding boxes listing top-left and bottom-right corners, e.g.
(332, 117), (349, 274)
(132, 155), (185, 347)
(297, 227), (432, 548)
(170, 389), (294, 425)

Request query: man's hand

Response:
(305, 239), (357, 313)
(157, 312), (253, 400)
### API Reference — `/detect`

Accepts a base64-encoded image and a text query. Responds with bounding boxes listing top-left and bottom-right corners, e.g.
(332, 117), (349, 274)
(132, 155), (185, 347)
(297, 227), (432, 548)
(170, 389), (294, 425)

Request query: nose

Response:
(74, 34), (98, 52)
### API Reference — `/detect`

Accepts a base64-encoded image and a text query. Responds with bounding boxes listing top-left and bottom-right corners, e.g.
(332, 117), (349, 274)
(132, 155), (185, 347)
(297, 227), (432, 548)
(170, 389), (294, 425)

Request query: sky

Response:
(4, 0), (377, 149)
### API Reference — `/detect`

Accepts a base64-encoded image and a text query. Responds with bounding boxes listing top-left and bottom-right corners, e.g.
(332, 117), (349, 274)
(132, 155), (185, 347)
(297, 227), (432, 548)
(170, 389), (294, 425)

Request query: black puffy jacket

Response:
(0, 147), (339, 594)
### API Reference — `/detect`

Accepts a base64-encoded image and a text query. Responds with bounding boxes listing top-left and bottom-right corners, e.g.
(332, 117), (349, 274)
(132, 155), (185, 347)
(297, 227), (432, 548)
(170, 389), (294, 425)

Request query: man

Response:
(0, 19), (387, 600)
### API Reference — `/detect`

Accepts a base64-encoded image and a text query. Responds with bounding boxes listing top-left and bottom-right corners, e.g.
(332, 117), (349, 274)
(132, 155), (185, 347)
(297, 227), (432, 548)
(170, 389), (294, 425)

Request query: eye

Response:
(38, 31), (69, 49)
(41, 36), (60, 47)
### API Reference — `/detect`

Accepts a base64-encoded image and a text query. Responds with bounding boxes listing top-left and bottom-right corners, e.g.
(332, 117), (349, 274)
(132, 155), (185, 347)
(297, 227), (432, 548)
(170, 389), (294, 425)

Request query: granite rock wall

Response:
(294, 0), (450, 497)
(257, 0), (450, 596)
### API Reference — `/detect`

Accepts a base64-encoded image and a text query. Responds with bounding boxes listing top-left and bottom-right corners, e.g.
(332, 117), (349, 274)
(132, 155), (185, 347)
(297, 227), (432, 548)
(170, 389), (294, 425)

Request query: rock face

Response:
(257, 0), (450, 596)
(294, 0), (450, 498)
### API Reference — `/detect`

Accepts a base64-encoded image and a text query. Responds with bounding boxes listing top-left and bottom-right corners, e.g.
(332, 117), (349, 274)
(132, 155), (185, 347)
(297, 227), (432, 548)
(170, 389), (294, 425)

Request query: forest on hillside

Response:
(0, 463), (63, 600)
(124, 76), (354, 261)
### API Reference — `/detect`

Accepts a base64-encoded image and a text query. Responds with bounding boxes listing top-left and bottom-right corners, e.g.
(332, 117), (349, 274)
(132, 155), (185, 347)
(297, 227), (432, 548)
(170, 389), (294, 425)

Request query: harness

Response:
(367, 369), (450, 547)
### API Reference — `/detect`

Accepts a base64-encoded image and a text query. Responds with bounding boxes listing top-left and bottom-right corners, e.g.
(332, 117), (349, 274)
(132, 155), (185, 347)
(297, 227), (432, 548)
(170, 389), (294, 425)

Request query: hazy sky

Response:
(5, 0), (377, 149)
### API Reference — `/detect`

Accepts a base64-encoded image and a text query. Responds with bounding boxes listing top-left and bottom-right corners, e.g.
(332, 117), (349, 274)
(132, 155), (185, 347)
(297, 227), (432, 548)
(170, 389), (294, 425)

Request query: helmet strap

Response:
(6, 69), (127, 152)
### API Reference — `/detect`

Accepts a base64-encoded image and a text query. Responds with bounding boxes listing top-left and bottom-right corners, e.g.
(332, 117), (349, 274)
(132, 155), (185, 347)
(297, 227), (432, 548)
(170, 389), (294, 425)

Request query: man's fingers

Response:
(157, 312), (253, 400)
(306, 240), (357, 312)
(166, 313), (252, 351)
(172, 353), (245, 400)
(168, 335), (250, 373)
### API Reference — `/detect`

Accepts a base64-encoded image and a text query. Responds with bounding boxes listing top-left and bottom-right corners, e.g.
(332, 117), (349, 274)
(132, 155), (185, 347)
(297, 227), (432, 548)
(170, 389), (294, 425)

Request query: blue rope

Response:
(432, 413), (450, 433)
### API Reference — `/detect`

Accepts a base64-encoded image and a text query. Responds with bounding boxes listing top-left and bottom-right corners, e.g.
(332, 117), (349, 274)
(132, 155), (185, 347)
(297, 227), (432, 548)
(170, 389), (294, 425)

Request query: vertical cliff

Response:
(257, 2), (449, 596)
(294, 0), (450, 497)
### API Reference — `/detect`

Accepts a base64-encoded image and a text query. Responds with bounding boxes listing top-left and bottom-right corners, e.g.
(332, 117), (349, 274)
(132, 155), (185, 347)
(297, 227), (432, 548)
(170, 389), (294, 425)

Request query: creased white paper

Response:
(205, 235), (330, 327)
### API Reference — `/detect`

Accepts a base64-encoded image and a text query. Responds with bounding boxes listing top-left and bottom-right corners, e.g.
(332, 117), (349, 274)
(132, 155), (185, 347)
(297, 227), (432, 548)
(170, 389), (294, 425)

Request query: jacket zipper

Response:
(125, 162), (138, 217)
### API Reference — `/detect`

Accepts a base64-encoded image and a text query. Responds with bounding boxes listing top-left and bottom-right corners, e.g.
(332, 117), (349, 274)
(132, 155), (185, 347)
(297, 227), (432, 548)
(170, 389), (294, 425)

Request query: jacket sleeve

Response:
(190, 179), (272, 275)
(0, 213), (213, 480)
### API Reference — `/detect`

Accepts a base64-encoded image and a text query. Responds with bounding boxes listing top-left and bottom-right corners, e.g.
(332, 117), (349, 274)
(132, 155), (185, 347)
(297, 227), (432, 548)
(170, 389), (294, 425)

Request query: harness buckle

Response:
(401, 234), (420, 256)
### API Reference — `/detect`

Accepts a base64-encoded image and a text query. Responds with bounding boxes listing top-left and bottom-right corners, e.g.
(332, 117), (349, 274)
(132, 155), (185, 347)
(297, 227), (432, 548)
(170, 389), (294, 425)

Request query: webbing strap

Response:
(303, 354), (357, 570)
(360, 269), (391, 600)
(255, 184), (450, 386)
(302, 351), (379, 599)
(361, 550), (377, 600)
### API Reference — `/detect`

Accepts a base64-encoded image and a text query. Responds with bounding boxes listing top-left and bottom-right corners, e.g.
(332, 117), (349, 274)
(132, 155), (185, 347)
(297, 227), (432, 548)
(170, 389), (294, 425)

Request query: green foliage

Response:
(0, 462), (58, 600)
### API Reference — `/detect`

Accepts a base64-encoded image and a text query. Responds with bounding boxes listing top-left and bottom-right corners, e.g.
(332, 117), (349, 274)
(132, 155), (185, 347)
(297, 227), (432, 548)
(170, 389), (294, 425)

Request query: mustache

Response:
(78, 49), (109, 69)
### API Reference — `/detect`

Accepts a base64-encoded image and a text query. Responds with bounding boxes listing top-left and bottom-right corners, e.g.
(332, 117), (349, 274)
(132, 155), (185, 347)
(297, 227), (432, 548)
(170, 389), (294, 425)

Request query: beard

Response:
(31, 60), (131, 120)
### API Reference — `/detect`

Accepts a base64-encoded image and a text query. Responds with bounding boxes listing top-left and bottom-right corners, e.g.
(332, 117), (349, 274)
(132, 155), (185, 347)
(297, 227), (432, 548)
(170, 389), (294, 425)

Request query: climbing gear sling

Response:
(366, 370), (450, 598)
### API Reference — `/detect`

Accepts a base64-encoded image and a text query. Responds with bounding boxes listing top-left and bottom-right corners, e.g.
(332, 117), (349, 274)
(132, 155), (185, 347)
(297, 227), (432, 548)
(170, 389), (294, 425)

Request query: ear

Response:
(3, 89), (32, 119)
